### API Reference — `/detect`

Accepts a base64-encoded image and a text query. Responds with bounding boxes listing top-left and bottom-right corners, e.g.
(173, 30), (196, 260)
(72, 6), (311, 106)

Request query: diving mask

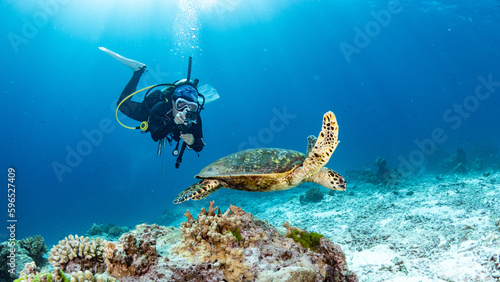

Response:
(175, 98), (198, 112)
(173, 84), (199, 111)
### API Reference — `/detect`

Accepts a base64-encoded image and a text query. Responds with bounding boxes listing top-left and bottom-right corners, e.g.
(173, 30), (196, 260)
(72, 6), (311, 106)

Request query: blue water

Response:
(2, 0), (500, 246)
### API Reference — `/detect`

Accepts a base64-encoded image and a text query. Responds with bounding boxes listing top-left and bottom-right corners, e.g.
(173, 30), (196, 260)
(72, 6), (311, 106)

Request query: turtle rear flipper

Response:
(291, 112), (339, 184)
(173, 179), (223, 204)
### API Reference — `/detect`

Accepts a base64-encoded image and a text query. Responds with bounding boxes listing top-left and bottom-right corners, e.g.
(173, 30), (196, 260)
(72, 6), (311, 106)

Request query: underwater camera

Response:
(180, 110), (198, 132)
(185, 110), (198, 124)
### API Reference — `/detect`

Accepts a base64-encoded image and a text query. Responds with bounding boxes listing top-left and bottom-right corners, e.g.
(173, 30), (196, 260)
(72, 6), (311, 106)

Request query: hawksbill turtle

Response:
(173, 111), (345, 204)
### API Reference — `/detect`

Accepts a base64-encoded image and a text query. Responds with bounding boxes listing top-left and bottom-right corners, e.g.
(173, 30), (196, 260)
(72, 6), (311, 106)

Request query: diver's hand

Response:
(174, 111), (187, 125)
(180, 134), (194, 145)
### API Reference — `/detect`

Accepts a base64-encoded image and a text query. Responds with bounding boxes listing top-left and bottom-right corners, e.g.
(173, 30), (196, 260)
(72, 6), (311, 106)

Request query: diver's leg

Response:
(117, 67), (147, 121)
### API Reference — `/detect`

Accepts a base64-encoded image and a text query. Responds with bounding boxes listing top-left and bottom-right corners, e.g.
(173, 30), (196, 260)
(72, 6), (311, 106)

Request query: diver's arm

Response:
(186, 116), (205, 152)
(149, 102), (175, 142)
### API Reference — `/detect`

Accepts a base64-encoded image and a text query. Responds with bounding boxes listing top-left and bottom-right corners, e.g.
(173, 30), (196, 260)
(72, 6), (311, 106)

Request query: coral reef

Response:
(283, 222), (324, 251)
(447, 148), (468, 174)
(103, 223), (166, 279)
(374, 157), (389, 182)
(1, 241), (34, 279)
(470, 143), (499, 169)
(18, 235), (48, 267)
(450, 161), (467, 174)
(48, 235), (107, 273)
(372, 157), (401, 185)
(430, 147), (469, 174)
(155, 207), (183, 227)
(300, 186), (325, 204)
(453, 148), (467, 166)
(427, 146), (479, 174)
(345, 158), (400, 186)
(86, 223), (103, 236)
(15, 263), (118, 282)
(251, 172), (500, 280)
(172, 202), (258, 280)
(171, 201), (357, 281)
(103, 224), (129, 238)
(281, 222), (356, 280)
(344, 167), (373, 183)
(86, 223), (129, 238)
(1, 235), (48, 279)
(19, 203), (356, 281)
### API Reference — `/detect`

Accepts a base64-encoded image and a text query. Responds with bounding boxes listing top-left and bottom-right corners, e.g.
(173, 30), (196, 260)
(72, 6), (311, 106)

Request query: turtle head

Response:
(307, 167), (346, 191)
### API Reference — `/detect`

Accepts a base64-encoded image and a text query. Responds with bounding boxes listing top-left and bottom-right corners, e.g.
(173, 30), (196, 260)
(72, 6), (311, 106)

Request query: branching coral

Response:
(173, 201), (258, 281)
(63, 270), (117, 282)
(15, 264), (117, 282)
(48, 235), (107, 274)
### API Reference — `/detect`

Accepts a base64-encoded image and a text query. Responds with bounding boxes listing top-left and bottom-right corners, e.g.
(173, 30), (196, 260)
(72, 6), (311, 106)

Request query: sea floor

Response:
(163, 171), (500, 281)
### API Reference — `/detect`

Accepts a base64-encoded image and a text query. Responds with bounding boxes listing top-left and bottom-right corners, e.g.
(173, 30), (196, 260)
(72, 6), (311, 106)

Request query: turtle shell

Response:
(197, 148), (306, 178)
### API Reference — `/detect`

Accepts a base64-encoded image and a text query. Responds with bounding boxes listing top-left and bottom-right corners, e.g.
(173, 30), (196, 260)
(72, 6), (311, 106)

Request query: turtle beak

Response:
(335, 175), (346, 191)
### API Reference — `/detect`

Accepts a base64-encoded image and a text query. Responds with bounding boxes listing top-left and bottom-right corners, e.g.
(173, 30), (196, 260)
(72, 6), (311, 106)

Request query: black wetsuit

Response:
(117, 68), (205, 152)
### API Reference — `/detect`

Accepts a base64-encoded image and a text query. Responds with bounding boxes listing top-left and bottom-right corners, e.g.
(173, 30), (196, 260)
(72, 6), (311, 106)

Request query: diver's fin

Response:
(98, 47), (146, 71)
(197, 84), (220, 104)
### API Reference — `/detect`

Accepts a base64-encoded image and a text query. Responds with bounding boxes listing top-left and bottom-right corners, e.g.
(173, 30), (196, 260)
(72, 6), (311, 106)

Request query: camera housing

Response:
(181, 110), (198, 132)
(184, 111), (198, 123)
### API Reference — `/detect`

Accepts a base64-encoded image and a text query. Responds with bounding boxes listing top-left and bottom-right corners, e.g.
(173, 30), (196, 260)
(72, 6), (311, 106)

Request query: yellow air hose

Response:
(115, 85), (156, 130)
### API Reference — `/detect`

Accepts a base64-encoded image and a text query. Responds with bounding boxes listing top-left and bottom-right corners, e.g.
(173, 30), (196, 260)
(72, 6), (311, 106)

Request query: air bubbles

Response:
(174, 0), (202, 57)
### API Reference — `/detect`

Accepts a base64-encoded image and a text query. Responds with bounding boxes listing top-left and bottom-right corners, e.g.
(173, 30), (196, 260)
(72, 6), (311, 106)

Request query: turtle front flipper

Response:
(291, 112), (339, 184)
(306, 167), (346, 191)
(173, 179), (223, 204)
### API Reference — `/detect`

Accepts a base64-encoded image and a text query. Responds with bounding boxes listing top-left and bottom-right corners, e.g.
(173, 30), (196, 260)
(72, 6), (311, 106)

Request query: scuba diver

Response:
(99, 47), (219, 168)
